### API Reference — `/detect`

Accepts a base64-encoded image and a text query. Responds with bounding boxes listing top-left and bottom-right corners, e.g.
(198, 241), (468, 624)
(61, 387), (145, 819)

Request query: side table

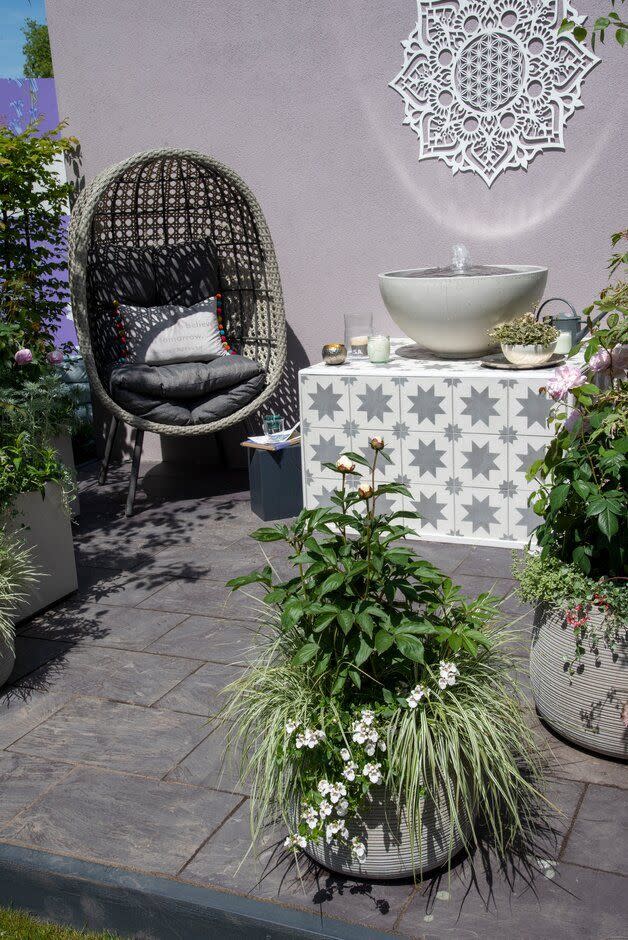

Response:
(242, 439), (303, 522)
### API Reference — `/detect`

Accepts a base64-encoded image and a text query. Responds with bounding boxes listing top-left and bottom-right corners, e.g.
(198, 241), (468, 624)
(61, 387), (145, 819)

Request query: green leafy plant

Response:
(221, 442), (542, 869)
(489, 312), (559, 346)
(527, 235), (627, 579)
(0, 429), (73, 515)
(514, 552), (627, 670)
(0, 120), (77, 380)
(560, 0), (627, 49)
(21, 18), (54, 78)
(0, 528), (37, 646)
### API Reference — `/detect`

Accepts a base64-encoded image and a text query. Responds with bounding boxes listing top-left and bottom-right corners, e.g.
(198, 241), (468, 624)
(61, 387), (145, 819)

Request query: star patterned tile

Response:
(402, 433), (453, 484)
(457, 434), (508, 488)
(454, 380), (506, 433)
(302, 429), (352, 480)
(407, 484), (454, 536)
(352, 377), (399, 425)
(511, 381), (553, 435)
(301, 376), (349, 428)
(401, 380), (450, 430)
(457, 490), (507, 539)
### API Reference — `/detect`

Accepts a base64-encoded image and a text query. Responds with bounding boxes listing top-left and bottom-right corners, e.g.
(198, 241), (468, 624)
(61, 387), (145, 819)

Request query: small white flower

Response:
(319, 800), (333, 818)
(317, 779), (332, 796)
(407, 683), (426, 709)
(295, 733), (306, 749)
(351, 721), (368, 745)
(336, 798), (349, 817)
(365, 743), (376, 756)
(368, 728), (379, 743)
(285, 720), (299, 735)
(351, 836), (367, 861)
(314, 729), (326, 742)
(342, 761), (357, 782)
(284, 832), (307, 850)
(301, 805), (319, 830)
(328, 782), (347, 804)
(298, 728), (324, 749)
(360, 709), (375, 726)
(363, 761), (383, 785)
(340, 748), (351, 762)
(439, 661), (459, 689)
(378, 739), (387, 752)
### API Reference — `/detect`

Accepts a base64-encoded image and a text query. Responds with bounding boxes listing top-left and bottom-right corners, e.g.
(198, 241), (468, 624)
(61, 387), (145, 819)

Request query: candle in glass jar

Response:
(368, 334), (390, 363)
(349, 335), (369, 356)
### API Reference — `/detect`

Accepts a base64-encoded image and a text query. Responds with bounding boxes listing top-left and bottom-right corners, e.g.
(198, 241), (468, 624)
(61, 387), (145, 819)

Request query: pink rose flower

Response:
(546, 363), (587, 402)
(589, 348), (611, 374)
(14, 348), (33, 366)
(47, 348), (64, 365)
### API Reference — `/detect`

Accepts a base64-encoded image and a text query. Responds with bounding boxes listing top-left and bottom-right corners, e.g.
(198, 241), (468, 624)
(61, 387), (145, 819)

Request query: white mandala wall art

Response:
(390, 0), (599, 186)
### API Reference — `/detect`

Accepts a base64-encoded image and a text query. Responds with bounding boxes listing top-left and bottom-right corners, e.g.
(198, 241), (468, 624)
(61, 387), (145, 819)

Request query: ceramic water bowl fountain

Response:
(379, 245), (548, 359)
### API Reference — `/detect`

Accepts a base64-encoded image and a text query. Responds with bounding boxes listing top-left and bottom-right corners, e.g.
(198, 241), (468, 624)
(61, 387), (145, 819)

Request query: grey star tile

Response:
(446, 476), (463, 495)
(355, 383), (393, 422)
(307, 382), (343, 421)
(444, 423), (462, 441)
(514, 441), (547, 477)
(406, 384), (447, 426)
(499, 480), (517, 498)
(310, 433), (341, 467)
(413, 492), (447, 528)
(408, 439), (447, 478)
(461, 494), (500, 534)
(459, 386), (500, 427)
(499, 425), (518, 443)
(461, 440), (499, 480)
(513, 386), (552, 431)
(392, 421), (409, 440)
(515, 501), (540, 535)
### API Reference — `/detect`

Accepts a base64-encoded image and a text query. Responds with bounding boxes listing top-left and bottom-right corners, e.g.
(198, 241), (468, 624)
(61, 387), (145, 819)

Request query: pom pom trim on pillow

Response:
(111, 294), (236, 364)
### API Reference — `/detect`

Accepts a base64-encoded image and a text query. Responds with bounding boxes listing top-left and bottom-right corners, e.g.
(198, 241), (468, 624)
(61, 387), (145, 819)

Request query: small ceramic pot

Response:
(501, 342), (556, 366)
(322, 343), (347, 366)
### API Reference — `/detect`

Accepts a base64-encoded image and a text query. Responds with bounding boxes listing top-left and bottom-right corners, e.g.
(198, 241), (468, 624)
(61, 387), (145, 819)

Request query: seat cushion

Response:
(109, 356), (266, 426)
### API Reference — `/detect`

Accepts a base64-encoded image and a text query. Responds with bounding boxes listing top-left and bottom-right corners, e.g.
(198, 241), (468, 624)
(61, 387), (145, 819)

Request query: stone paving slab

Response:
(8, 697), (209, 776)
(0, 462), (624, 938)
(3, 766), (243, 876)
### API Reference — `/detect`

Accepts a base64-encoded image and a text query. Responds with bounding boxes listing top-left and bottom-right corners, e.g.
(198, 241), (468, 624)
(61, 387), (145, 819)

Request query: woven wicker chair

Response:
(69, 149), (287, 515)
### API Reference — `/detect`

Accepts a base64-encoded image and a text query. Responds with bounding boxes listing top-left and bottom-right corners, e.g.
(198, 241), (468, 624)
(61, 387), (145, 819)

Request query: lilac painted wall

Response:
(46, 0), (626, 368)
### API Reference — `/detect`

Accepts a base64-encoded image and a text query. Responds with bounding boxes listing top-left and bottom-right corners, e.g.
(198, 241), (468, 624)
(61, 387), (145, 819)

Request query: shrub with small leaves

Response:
(489, 313), (559, 346)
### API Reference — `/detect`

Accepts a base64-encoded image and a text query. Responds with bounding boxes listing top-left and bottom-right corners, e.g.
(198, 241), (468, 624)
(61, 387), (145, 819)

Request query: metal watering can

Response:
(536, 297), (606, 356)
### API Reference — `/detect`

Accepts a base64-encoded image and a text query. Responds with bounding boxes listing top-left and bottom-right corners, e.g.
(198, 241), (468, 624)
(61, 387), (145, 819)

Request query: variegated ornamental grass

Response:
(220, 442), (544, 872)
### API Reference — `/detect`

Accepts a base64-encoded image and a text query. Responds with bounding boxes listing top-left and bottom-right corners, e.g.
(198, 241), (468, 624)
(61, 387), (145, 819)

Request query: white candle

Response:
(350, 335), (369, 356)
(368, 334), (390, 363)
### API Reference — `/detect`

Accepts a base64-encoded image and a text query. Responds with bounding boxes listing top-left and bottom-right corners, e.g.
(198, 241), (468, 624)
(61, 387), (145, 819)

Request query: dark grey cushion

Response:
(110, 355), (263, 401)
(109, 356), (266, 426)
(153, 239), (220, 306)
(89, 244), (158, 307)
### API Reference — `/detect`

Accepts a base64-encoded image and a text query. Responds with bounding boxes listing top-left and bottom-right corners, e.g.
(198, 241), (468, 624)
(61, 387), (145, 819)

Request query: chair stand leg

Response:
(125, 429), (144, 517)
(98, 415), (119, 485)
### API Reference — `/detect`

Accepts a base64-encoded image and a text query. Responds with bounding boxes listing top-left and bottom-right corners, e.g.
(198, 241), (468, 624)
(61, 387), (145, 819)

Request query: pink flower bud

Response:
(47, 348), (64, 365)
(14, 348), (33, 366)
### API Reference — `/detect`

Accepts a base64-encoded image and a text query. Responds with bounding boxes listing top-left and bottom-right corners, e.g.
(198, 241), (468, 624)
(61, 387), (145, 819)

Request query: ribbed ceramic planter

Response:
(0, 638), (15, 687)
(303, 786), (470, 879)
(530, 604), (628, 759)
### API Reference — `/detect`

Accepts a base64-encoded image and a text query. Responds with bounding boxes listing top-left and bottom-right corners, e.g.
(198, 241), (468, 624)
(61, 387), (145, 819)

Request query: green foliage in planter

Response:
(514, 551), (627, 669)
(0, 121), (77, 378)
(0, 528), (37, 645)
(488, 312), (558, 346)
(527, 235), (627, 580)
(1, 372), (77, 442)
(221, 443), (542, 868)
(0, 430), (73, 515)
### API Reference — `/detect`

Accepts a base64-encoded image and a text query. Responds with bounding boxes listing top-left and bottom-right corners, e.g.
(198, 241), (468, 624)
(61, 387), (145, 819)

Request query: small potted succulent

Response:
(0, 529), (37, 686)
(220, 440), (541, 879)
(516, 236), (627, 757)
(489, 312), (559, 366)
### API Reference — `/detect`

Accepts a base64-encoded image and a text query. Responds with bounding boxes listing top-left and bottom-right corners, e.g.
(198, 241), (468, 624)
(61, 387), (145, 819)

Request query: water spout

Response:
(451, 243), (471, 272)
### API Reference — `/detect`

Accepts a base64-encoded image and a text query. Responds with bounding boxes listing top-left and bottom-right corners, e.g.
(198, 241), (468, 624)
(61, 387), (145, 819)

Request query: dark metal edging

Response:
(0, 843), (396, 940)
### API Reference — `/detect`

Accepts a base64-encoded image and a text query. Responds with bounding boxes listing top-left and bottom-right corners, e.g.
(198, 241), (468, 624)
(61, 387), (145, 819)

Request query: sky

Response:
(0, 0), (47, 76)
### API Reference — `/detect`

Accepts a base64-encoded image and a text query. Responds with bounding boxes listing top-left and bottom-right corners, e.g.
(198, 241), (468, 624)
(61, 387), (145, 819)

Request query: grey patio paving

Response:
(1, 459), (626, 939)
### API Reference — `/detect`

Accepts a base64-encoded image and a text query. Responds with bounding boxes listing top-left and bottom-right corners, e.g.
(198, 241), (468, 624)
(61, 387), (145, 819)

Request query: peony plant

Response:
(220, 441), (541, 870)
(517, 233), (627, 664)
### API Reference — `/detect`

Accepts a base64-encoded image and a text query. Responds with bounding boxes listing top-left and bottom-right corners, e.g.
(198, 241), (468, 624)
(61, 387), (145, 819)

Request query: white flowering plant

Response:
(220, 440), (543, 869)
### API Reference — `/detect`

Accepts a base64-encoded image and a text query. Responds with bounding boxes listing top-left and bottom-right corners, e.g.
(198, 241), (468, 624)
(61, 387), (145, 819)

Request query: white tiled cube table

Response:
(298, 340), (555, 548)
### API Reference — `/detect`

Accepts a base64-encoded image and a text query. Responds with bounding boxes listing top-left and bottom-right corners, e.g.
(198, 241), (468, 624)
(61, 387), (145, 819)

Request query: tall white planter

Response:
(52, 433), (80, 515)
(0, 638), (15, 687)
(304, 785), (470, 879)
(530, 604), (628, 758)
(5, 483), (78, 622)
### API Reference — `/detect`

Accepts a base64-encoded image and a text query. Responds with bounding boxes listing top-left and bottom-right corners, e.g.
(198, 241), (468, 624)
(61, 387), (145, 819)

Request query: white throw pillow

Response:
(116, 296), (230, 365)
